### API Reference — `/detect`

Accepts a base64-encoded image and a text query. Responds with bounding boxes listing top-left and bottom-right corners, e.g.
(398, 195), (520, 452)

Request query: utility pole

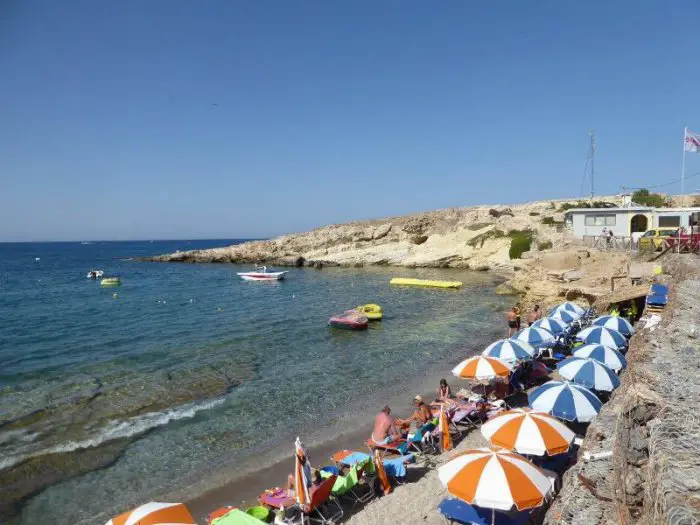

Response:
(589, 130), (596, 199)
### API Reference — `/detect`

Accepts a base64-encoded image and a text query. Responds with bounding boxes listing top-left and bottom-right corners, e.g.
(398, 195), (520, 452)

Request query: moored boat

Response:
(237, 266), (288, 281)
(329, 310), (369, 330)
(101, 277), (121, 287)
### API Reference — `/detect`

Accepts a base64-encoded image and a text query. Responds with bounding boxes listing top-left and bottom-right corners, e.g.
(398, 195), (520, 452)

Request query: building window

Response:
(658, 215), (680, 227)
(584, 215), (616, 226)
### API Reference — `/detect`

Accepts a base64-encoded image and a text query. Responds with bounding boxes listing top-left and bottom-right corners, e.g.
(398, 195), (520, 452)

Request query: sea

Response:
(0, 240), (511, 525)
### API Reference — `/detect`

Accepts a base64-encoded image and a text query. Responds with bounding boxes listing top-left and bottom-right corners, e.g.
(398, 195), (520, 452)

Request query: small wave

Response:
(0, 397), (226, 471)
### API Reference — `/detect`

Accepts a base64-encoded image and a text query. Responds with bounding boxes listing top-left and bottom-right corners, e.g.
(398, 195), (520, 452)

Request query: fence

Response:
(583, 235), (638, 252)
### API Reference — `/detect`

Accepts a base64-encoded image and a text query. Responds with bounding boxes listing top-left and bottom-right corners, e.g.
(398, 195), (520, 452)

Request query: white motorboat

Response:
(87, 270), (104, 279)
(237, 266), (288, 281)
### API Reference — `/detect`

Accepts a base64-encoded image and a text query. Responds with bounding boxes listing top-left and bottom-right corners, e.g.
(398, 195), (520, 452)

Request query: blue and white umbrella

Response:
(575, 326), (626, 349)
(482, 338), (536, 362)
(548, 301), (585, 317)
(592, 315), (635, 337)
(550, 309), (581, 324)
(573, 344), (627, 372)
(513, 327), (555, 347)
(528, 381), (602, 422)
(556, 357), (621, 392)
(532, 317), (568, 335)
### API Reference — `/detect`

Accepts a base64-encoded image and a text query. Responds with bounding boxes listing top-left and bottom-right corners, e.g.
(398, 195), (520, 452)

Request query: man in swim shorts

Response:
(372, 405), (400, 445)
(507, 307), (518, 336)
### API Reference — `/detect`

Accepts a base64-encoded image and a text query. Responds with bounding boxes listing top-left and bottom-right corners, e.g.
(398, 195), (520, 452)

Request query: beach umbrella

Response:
(548, 302), (585, 316)
(481, 339), (536, 363)
(105, 503), (195, 525)
(528, 381), (602, 422)
(438, 448), (553, 511)
(531, 317), (568, 335)
(439, 404), (453, 452)
(592, 315), (635, 337)
(575, 326), (626, 349)
(294, 437), (311, 506)
(573, 344), (627, 372)
(550, 309), (581, 324)
(452, 356), (513, 380)
(480, 408), (575, 456)
(556, 357), (621, 392)
(513, 327), (555, 348)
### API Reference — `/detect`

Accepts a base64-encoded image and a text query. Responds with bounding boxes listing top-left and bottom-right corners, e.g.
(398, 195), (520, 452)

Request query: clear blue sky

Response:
(1, 1), (699, 241)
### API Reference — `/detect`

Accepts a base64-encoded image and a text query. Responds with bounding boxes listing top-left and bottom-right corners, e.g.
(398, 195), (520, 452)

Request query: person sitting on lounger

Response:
(436, 378), (452, 400)
(285, 441), (322, 495)
(372, 405), (401, 445)
(396, 395), (433, 431)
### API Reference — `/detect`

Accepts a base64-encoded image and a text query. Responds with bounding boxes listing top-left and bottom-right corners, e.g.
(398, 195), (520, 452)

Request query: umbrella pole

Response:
(492, 507), (495, 525)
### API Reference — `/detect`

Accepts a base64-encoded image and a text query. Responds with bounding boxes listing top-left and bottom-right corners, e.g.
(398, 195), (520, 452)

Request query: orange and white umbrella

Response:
(105, 502), (195, 525)
(480, 408), (575, 456)
(438, 448), (552, 511)
(294, 437), (311, 505)
(439, 404), (453, 452)
(452, 356), (513, 380)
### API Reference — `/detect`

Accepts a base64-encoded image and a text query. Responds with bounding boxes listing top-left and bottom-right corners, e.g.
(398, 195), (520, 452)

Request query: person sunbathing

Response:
(371, 405), (401, 445)
(436, 379), (452, 400)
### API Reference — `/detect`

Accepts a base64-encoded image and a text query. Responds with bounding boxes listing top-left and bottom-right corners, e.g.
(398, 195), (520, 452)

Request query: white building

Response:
(565, 207), (700, 238)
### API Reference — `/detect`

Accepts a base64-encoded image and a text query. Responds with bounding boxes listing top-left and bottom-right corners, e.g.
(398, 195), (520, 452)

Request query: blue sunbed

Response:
(437, 499), (530, 525)
(650, 284), (669, 295)
(646, 294), (668, 306)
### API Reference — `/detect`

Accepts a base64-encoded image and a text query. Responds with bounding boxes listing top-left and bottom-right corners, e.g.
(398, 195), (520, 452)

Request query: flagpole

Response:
(681, 126), (687, 195)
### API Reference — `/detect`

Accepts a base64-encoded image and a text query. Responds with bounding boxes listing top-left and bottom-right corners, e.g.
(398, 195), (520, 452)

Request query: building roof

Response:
(564, 207), (653, 214)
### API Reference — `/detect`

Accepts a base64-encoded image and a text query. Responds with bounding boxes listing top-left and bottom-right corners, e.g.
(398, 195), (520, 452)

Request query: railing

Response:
(582, 235), (638, 251)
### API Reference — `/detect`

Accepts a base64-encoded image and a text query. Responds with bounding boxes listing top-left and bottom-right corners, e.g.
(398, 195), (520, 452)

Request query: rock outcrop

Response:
(144, 196), (626, 275)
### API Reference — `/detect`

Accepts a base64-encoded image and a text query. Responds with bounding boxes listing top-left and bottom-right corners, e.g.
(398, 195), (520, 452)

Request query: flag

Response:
(686, 129), (700, 153)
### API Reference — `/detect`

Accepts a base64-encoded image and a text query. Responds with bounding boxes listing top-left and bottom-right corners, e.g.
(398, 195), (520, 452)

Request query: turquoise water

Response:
(0, 241), (510, 524)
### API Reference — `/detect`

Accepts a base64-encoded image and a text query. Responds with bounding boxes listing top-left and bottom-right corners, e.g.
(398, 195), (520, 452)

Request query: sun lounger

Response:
(646, 294), (667, 306)
(332, 449), (415, 489)
(650, 284), (668, 295)
(320, 457), (374, 505)
(437, 498), (530, 525)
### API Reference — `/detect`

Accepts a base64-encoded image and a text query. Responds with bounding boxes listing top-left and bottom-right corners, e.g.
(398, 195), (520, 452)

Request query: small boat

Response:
(329, 310), (369, 330)
(101, 277), (121, 287)
(389, 277), (462, 289)
(356, 303), (383, 321)
(87, 270), (104, 279)
(237, 266), (288, 281)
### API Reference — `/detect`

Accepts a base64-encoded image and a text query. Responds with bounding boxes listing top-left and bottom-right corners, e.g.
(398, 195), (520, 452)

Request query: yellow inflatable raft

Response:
(356, 303), (383, 321)
(101, 277), (121, 287)
(389, 277), (462, 289)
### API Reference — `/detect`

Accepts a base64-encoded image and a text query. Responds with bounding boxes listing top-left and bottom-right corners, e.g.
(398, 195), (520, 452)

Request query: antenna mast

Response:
(589, 130), (595, 199)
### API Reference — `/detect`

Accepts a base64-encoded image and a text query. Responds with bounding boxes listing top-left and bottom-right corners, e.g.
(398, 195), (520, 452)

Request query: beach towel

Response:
(382, 455), (413, 478)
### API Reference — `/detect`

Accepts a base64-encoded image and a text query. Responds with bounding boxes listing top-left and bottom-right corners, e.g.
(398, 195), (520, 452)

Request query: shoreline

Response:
(185, 363), (490, 523)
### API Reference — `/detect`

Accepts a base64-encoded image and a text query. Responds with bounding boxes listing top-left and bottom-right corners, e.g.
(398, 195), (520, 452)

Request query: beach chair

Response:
(287, 475), (342, 525)
(650, 284), (668, 295)
(320, 458), (375, 505)
(207, 508), (268, 525)
(332, 449), (414, 488)
(437, 498), (530, 525)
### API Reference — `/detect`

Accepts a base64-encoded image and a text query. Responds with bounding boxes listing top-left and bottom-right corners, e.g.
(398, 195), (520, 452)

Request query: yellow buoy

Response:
(389, 277), (462, 289)
(356, 303), (383, 321)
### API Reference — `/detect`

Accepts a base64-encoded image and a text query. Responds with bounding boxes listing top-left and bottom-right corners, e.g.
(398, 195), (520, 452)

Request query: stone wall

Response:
(545, 257), (700, 525)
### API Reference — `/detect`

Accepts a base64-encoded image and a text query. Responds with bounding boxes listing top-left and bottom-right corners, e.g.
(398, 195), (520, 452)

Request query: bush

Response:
(557, 200), (616, 212)
(537, 241), (553, 251)
(631, 188), (668, 208)
(467, 222), (492, 231)
(529, 212), (540, 216)
(467, 228), (505, 248)
(541, 217), (556, 225)
(509, 232), (532, 259)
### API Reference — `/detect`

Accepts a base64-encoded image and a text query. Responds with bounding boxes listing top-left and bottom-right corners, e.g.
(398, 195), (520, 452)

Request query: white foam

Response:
(0, 397), (226, 471)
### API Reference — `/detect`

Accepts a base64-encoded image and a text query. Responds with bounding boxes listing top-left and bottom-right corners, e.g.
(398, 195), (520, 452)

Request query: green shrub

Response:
(529, 212), (540, 216)
(537, 241), (553, 251)
(509, 232), (532, 259)
(467, 229), (505, 248)
(541, 217), (556, 225)
(467, 222), (493, 231)
(631, 188), (668, 207)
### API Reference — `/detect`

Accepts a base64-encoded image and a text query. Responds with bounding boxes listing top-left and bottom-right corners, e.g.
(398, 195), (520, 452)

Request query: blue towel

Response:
(383, 455), (414, 478)
(646, 294), (667, 306)
(337, 452), (370, 466)
(651, 284), (668, 295)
